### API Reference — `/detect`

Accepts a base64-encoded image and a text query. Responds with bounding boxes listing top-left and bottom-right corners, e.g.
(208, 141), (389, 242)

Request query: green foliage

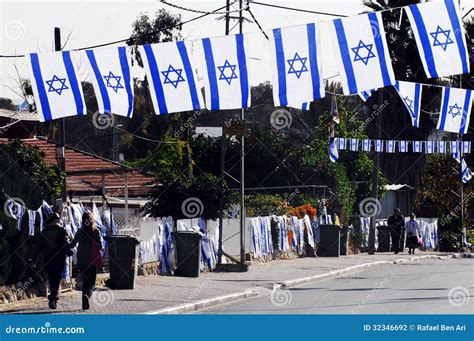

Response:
(245, 194), (289, 217)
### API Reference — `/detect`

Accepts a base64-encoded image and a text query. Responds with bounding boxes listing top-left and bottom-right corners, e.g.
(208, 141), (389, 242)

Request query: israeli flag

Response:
(462, 141), (471, 154)
(28, 51), (86, 121)
(329, 138), (339, 163)
(399, 140), (408, 153)
(140, 41), (204, 115)
(85, 46), (134, 117)
(437, 141), (447, 154)
(413, 140), (422, 153)
(375, 140), (383, 152)
(405, 0), (469, 78)
(349, 138), (359, 151)
(425, 141), (434, 154)
(394, 81), (422, 127)
(437, 87), (472, 134)
(199, 34), (251, 110)
(337, 137), (347, 150)
(269, 23), (325, 108)
(461, 159), (472, 183)
(362, 139), (372, 152)
(386, 140), (395, 153)
(358, 89), (375, 102)
(331, 12), (395, 95)
(450, 140), (460, 154)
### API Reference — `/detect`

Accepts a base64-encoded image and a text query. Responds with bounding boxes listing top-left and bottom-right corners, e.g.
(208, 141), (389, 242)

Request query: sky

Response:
(0, 0), (473, 102)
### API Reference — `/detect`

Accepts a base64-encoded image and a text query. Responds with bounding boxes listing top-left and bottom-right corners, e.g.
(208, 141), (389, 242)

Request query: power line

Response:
(248, 9), (269, 40)
(160, 0), (246, 15)
(248, 1), (348, 17)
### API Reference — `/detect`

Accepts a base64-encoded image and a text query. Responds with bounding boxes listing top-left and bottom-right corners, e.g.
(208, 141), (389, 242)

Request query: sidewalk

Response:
(0, 252), (456, 314)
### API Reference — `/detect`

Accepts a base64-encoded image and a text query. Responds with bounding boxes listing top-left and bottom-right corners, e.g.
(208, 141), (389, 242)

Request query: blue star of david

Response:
(448, 103), (463, 118)
(403, 96), (414, 110)
(430, 26), (454, 51)
(45, 75), (69, 95)
(103, 71), (124, 93)
(217, 60), (238, 85)
(161, 65), (185, 88)
(287, 52), (308, 79)
(351, 40), (376, 65)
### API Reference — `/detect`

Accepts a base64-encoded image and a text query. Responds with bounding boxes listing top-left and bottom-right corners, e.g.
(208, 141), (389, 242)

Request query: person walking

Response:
(70, 211), (103, 310)
(38, 212), (72, 309)
(388, 208), (405, 254)
(405, 213), (420, 255)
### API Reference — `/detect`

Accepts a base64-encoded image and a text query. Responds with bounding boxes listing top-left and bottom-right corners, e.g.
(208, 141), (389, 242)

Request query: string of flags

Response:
(22, 0), (471, 132)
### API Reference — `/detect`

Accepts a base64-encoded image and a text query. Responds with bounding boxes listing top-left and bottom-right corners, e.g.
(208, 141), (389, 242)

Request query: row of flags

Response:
(26, 0), (470, 125)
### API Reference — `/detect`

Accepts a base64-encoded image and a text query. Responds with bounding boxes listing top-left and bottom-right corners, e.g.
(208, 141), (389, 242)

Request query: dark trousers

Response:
(80, 266), (97, 297)
(391, 229), (403, 253)
(46, 257), (65, 302)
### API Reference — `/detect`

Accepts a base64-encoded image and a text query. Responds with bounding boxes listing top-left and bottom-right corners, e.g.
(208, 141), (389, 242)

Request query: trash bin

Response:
(317, 224), (340, 257)
(105, 235), (140, 289)
(172, 231), (202, 277)
(340, 226), (350, 256)
(377, 226), (391, 252)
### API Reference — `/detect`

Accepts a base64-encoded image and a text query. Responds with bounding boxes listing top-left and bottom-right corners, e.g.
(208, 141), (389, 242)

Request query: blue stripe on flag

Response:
(413, 83), (421, 127)
(86, 50), (111, 113)
(439, 87), (451, 131)
(273, 28), (287, 106)
(143, 44), (168, 114)
(62, 51), (84, 115)
(302, 103), (308, 111)
(394, 80), (400, 91)
(202, 38), (220, 110)
(236, 34), (250, 108)
(445, 0), (469, 74)
(307, 23), (322, 100)
(368, 13), (392, 87)
(30, 53), (52, 121)
(460, 89), (472, 134)
(176, 41), (201, 111)
(334, 19), (357, 94)
(409, 5), (438, 78)
(118, 47), (134, 118)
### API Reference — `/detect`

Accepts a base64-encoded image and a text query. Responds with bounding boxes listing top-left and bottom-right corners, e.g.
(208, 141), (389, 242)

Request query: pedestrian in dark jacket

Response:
(388, 208), (405, 254)
(38, 212), (72, 309)
(70, 211), (103, 310)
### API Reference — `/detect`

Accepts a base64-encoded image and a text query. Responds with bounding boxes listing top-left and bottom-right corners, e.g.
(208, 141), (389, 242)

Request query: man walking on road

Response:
(388, 208), (405, 254)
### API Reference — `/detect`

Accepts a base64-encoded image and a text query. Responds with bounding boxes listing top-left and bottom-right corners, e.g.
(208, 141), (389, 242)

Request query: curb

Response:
(145, 290), (257, 315)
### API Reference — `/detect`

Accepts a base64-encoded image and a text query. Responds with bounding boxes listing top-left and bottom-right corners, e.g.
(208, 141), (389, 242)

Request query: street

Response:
(200, 258), (474, 314)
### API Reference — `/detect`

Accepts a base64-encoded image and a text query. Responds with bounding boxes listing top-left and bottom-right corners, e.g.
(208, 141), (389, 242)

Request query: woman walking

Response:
(70, 211), (103, 310)
(405, 213), (420, 255)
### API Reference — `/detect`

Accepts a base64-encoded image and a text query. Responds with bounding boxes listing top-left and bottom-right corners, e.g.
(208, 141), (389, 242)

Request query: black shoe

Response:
(48, 300), (57, 309)
(82, 295), (90, 310)
(394, 252), (399, 254)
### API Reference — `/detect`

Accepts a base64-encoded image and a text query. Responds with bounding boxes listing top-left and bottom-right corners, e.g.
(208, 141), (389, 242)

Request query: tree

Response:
(0, 98), (15, 110)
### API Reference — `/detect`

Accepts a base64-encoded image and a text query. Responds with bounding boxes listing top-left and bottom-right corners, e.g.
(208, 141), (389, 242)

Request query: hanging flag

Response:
(331, 95), (340, 124)
(85, 46), (134, 117)
(454, 152), (472, 183)
(437, 141), (447, 154)
(6, 199), (25, 230)
(375, 140), (383, 152)
(405, 0), (469, 78)
(269, 23), (325, 108)
(413, 140), (422, 153)
(28, 51), (86, 121)
(399, 140), (408, 152)
(394, 80), (422, 127)
(349, 138), (359, 151)
(140, 41), (204, 115)
(358, 89), (375, 102)
(362, 139), (372, 152)
(386, 140), (395, 153)
(330, 12), (395, 95)
(329, 138), (339, 163)
(302, 102), (309, 111)
(450, 140), (460, 154)
(425, 141), (434, 154)
(199, 33), (251, 110)
(28, 210), (36, 236)
(337, 137), (347, 150)
(437, 87), (472, 134)
(462, 141), (472, 154)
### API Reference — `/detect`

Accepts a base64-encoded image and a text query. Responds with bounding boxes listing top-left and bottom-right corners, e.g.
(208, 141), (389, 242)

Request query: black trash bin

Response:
(105, 235), (140, 289)
(317, 224), (340, 257)
(340, 226), (350, 256)
(172, 231), (202, 277)
(377, 225), (391, 252)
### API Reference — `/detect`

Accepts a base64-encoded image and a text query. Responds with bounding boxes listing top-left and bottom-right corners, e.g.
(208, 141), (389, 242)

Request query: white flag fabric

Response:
(450, 140), (460, 154)
(140, 41), (204, 115)
(269, 23), (325, 108)
(349, 138), (359, 151)
(28, 51), (86, 121)
(331, 12), (395, 95)
(199, 34), (251, 110)
(329, 138), (339, 163)
(85, 46), (134, 117)
(337, 137), (347, 150)
(437, 87), (473, 134)
(405, 0), (469, 78)
(425, 141), (434, 154)
(399, 140), (408, 153)
(375, 140), (383, 152)
(437, 141), (447, 154)
(386, 140), (395, 153)
(413, 140), (422, 153)
(462, 141), (471, 154)
(394, 80), (422, 127)
(362, 139), (371, 152)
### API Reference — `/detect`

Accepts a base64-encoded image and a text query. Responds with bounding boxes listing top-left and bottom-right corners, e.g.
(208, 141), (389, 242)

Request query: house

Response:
(379, 184), (415, 218)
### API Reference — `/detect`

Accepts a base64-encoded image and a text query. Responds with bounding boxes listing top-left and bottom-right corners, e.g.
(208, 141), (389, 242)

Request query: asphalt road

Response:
(200, 258), (474, 314)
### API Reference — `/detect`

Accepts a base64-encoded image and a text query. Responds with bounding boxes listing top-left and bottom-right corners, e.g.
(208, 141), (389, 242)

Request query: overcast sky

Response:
(1, 0), (473, 102)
